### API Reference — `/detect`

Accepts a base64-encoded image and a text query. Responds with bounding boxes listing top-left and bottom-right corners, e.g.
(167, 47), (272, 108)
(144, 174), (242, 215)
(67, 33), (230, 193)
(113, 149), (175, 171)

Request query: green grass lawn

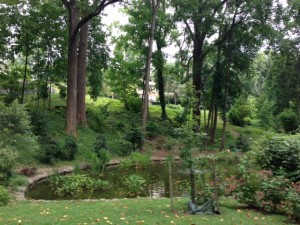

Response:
(0, 198), (290, 225)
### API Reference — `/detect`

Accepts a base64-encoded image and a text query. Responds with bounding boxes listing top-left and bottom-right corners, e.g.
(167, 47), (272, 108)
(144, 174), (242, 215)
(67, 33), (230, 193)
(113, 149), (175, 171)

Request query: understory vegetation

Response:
(0, 96), (299, 222)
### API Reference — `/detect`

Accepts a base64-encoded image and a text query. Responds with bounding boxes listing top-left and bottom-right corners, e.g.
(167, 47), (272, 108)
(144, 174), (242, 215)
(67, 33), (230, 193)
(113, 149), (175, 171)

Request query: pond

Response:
(26, 158), (238, 200)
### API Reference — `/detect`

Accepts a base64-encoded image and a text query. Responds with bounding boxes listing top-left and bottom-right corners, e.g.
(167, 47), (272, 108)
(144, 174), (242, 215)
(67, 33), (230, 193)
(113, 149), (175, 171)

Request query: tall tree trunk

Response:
(77, 21), (89, 127)
(142, 0), (161, 130)
(65, 3), (79, 136)
(20, 35), (29, 104)
(156, 42), (167, 120)
(192, 31), (203, 132)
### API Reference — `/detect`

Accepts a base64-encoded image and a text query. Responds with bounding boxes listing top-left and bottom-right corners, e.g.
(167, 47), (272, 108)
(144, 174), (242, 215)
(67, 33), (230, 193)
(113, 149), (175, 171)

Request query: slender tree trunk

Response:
(156, 42), (167, 120)
(168, 161), (174, 212)
(65, 4), (79, 136)
(220, 54), (230, 151)
(77, 21), (89, 127)
(47, 47), (52, 110)
(20, 35), (29, 104)
(142, 0), (161, 130)
(210, 105), (218, 144)
(190, 157), (196, 204)
(203, 92), (207, 130)
(48, 79), (52, 110)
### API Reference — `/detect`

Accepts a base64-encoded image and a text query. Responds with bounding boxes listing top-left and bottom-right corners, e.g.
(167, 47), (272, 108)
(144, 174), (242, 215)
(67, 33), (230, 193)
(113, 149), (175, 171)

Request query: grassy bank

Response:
(0, 198), (290, 225)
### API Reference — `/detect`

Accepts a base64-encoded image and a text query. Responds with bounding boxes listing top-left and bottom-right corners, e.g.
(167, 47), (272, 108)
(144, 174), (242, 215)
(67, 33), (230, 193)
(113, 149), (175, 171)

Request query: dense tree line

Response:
(0, 0), (299, 143)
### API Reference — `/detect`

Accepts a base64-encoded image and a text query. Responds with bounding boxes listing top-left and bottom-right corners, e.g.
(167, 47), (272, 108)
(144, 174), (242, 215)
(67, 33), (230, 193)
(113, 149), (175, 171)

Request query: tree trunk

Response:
(20, 35), (29, 104)
(77, 21), (89, 127)
(220, 53), (230, 151)
(209, 105), (218, 144)
(65, 4), (79, 136)
(48, 78), (52, 110)
(142, 0), (161, 130)
(156, 42), (167, 120)
(190, 159), (196, 204)
(192, 31), (203, 132)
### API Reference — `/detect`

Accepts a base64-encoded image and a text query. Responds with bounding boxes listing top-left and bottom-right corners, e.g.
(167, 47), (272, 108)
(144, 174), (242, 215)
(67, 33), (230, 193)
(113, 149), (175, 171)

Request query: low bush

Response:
(8, 175), (29, 191)
(124, 124), (143, 151)
(38, 136), (62, 164)
(64, 136), (78, 161)
(119, 152), (151, 169)
(0, 147), (18, 184)
(258, 136), (300, 182)
(228, 97), (253, 126)
(229, 152), (300, 221)
(278, 109), (299, 133)
(29, 109), (48, 137)
(49, 174), (110, 197)
(146, 121), (159, 140)
(123, 174), (146, 197)
(235, 134), (251, 152)
(0, 185), (10, 206)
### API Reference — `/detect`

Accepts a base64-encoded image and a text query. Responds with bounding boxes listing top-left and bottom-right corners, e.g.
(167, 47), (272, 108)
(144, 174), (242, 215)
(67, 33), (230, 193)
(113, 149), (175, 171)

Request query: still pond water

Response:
(26, 159), (238, 200)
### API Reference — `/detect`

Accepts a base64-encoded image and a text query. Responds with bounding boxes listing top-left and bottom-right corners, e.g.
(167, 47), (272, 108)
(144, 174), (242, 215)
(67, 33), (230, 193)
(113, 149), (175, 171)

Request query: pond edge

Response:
(13, 156), (181, 201)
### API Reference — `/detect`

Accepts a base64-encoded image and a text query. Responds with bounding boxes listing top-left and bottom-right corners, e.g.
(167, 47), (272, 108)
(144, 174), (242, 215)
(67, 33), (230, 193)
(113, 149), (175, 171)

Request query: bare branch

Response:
(73, 0), (121, 38)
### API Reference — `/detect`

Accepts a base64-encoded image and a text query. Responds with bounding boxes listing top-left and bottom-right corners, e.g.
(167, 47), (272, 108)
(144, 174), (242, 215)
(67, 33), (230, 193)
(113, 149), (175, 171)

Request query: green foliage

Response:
(258, 136), (300, 181)
(146, 120), (159, 140)
(122, 174), (146, 197)
(124, 124), (143, 151)
(93, 134), (108, 153)
(256, 96), (275, 129)
(89, 134), (111, 174)
(0, 101), (39, 163)
(0, 147), (17, 184)
(119, 152), (151, 169)
(235, 134), (251, 152)
(231, 152), (300, 221)
(125, 97), (142, 113)
(49, 174), (110, 197)
(29, 109), (48, 137)
(228, 97), (253, 126)
(64, 136), (78, 161)
(38, 136), (62, 165)
(8, 175), (29, 191)
(278, 109), (299, 133)
(0, 185), (10, 206)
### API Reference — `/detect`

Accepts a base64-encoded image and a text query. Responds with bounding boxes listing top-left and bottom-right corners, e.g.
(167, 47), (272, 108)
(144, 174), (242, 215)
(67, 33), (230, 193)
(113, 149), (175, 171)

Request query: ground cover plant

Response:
(0, 198), (290, 225)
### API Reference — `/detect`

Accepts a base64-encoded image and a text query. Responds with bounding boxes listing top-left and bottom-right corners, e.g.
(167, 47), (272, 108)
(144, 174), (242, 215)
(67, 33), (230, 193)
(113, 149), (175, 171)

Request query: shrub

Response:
(49, 174), (110, 197)
(228, 97), (253, 126)
(0, 185), (10, 206)
(125, 97), (142, 113)
(278, 109), (299, 133)
(0, 147), (18, 184)
(0, 101), (39, 162)
(29, 109), (48, 137)
(93, 134), (108, 153)
(258, 136), (300, 182)
(125, 124), (143, 151)
(146, 121), (159, 140)
(38, 136), (62, 164)
(64, 136), (78, 161)
(123, 174), (146, 197)
(8, 175), (29, 191)
(119, 152), (151, 170)
(231, 153), (300, 221)
(235, 134), (251, 152)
